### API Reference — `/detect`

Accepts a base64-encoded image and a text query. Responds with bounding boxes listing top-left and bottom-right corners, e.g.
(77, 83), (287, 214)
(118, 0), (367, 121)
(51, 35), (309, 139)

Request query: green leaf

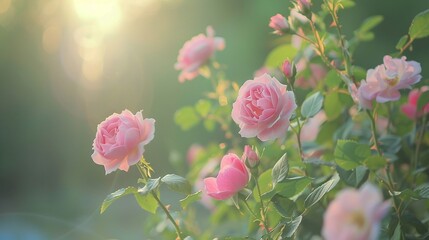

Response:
(180, 191), (202, 209)
(203, 119), (216, 132)
(336, 166), (369, 188)
(395, 35), (409, 50)
(271, 195), (295, 218)
(409, 9), (429, 39)
(415, 183), (429, 199)
(138, 177), (161, 195)
(417, 91), (429, 112)
(134, 192), (158, 214)
(379, 135), (402, 154)
(174, 106), (200, 131)
(301, 92), (324, 118)
(334, 140), (371, 170)
(281, 215), (302, 238)
(391, 223), (401, 240)
(253, 170), (273, 202)
(264, 44), (298, 68)
(324, 92), (343, 120)
(359, 16), (384, 33)
(364, 155), (387, 170)
(304, 173), (340, 208)
(264, 177), (311, 200)
(101, 187), (137, 214)
(272, 153), (289, 185)
(195, 99), (211, 117)
(324, 70), (342, 88)
(161, 174), (192, 195)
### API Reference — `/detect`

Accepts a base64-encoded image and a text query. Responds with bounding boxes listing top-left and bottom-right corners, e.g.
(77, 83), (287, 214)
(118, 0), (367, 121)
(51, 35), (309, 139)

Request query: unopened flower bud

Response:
(269, 14), (289, 35)
(282, 59), (295, 79)
(243, 145), (260, 168)
(296, 0), (312, 19)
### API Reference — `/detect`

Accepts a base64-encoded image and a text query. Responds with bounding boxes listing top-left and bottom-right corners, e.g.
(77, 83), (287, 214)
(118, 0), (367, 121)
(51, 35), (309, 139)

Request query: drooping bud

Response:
(269, 14), (289, 35)
(243, 145), (260, 168)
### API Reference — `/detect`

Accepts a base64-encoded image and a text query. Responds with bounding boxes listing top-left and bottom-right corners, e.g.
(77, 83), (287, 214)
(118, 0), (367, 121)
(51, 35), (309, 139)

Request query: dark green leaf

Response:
(391, 223), (401, 240)
(334, 140), (371, 170)
(264, 44), (298, 68)
(415, 183), (429, 199)
(161, 174), (192, 194)
(138, 177), (161, 195)
(134, 192), (158, 214)
(180, 191), (202, 209)
(281, 215), (302, 238)
(301, 92), (324, 118)
(395, 35), (409, 50)
(379, 135), (402, 154)
(337, 166), (369, 188)
(409, 9), (429, 39)
(304, 173), (340, 208)
(195, 100), (212, 117)
(359, 16), (384, 33)
(174, 106), (200, 130)
(271, 195), (295, 218)
(101, 187), (137, 214)
(263, 177), (311, 200)
(272, 153), (289, 185)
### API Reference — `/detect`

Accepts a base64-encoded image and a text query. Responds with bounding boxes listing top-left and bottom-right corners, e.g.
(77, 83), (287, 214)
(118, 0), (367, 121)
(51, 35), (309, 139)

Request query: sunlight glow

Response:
(73, 0), (122, 33)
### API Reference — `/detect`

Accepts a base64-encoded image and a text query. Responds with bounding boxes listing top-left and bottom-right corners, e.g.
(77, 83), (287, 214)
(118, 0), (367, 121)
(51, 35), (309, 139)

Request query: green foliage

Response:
(417, 91), (429, 112)
(304, 173), (340, 208)
(138, 177), (161, 195)
(161, 174), (192, 195)
(281, 215), (302, 238)
(395, 35), (408, 50)
(174, 106), (200, 130)
(135, 192), (159, 214)
(195, 100), (212, 118)
(180, 191), (202, 209)
(354, 15), (383, 41)
(409, 9), (429, 39)
(263, 176), (311, 200)
(337, 166), (369, 187)
(301, 92), (324, 118)
(101, 187), (138, 214)
(364, 155), (387, 170)
(334, 140), (371, 170)
(271, 153), (289, 185)
(324, 92), (343, 120)
(253, 170), (273, 202)
(264, 44), (298, 68)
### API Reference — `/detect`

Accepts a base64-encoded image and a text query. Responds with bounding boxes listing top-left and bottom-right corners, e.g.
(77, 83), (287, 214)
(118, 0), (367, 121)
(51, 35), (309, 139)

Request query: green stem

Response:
(242, 199), (261, 222)
(151, 192), (184, 240)
(366, 110), (382, 156)
(254, 176), (272, 240)
(399, 38), (414, 55)
(412, 116), (427, 183)
(137, 165), (184, 240)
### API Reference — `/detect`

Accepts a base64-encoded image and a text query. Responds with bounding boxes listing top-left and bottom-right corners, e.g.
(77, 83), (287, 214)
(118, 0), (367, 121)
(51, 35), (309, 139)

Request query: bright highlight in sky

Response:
(73, 0), (122, 33)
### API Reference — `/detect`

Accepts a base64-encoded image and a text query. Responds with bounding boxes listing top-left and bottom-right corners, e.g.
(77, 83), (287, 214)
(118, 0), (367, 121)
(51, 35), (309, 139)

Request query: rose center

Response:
(348, 211), (366, 230)
(385, 76), (399, 87)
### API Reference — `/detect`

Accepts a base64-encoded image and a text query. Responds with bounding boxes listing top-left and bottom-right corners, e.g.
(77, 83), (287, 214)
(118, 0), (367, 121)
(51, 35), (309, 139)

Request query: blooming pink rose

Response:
(300, 111), (326, 142)
(92, 110), (155, 174)
(242, 145), (259, 168)
(269, 14), (289, 35)
(357, 56), (422, 109)
(204, 153), (249, 200)
(322, 183), (391, 240)
(175, 26), (225, 83)
(401, 86), (429, 120)
(232, 73), (297, 141)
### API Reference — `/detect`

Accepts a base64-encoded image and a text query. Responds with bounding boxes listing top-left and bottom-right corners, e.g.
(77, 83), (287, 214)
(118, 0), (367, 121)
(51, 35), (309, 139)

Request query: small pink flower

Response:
(357, 56), (422, 109)
(300, 111), (326, 142)
(231, 73), (297, 141)
(322, 183), (391, 240)
(401, 86), (429, 120)
(269, 14), (289, 35)
(204, 153), (249, 200)
(242, 145), (259, 168)
(282, 59), (294, 79)
(175, 26), (225, 83)
(92, 110), (155, 174)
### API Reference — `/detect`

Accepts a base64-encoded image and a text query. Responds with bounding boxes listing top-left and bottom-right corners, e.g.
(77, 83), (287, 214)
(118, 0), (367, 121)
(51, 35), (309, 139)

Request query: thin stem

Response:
(151, 192), (184, 240)
(366, 110), (382, 156)
(399, 38), (414, 55)
(242, 199), (261, 221)
(412, 116), (427, 183)
(254, 176), (272, 240)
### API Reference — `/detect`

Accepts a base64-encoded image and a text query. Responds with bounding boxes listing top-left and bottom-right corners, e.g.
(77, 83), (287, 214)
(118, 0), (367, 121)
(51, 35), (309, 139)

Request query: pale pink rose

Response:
(357, 56), (422, 109)
(204, 153), (249, 200)
(401, 86), (429, 120)
(269, 14), (289, 35)
(92, 110), (155, 174)
(232, 73), (297, 141)
(175, 26), (225, 83)
(186, 144), (204, 165)
(242, 145), (259, 168)
(322, 183), (391, 240)
(300, 111), (327, 142)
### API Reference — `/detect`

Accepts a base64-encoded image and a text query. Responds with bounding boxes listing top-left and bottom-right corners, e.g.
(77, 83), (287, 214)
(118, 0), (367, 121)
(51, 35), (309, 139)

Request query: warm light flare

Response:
(73, 0), (122, 33)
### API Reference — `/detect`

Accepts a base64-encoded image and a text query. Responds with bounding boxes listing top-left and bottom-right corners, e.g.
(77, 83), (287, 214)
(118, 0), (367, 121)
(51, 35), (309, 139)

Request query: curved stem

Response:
(151, 192), (184, 240)
(366, 110), (382, 156)
(254, 176), (272, 240)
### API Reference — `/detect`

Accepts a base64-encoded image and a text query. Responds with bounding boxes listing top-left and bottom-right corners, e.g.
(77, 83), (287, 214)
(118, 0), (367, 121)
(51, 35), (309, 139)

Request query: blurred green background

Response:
(0, 0), (428, 239)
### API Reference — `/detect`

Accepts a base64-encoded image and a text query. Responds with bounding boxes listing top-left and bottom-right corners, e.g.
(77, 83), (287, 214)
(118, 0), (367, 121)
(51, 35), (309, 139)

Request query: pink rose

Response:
(204, 153), (249, 200)
(232, 73), (297, 141)
(300, 111), (326, 142)
(401, 86), (429, 120)
(92, 110), (155, 174)
(242, 145), (259, 168)
(357, 56), (422, 109)
(322, 183), (391, 240)
(269, 14), (289, 35)
(175, 26), (225, 83)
